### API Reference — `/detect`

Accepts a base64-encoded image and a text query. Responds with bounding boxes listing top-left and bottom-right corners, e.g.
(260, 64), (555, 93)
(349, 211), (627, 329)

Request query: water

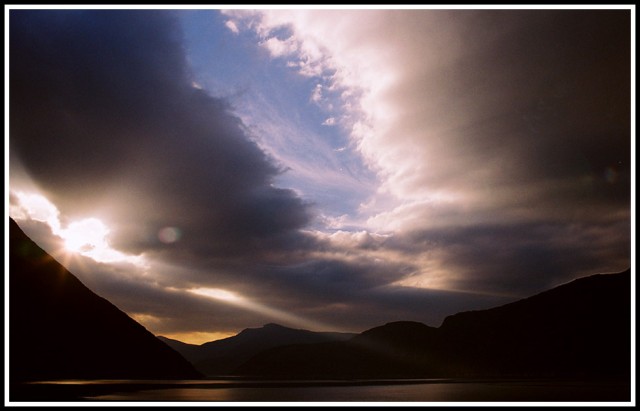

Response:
(15, 379), (631, 403)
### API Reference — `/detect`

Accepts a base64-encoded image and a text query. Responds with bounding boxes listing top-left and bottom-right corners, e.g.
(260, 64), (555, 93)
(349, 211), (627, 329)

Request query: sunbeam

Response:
(187, 286), (338, 332)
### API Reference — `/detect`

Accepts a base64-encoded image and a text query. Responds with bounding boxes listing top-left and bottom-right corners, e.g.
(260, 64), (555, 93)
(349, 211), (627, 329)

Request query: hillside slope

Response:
(9, 218), (201, 385)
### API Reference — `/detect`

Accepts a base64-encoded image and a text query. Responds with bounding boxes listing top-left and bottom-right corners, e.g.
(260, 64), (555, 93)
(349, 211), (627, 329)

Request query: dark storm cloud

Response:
(257, 258), (403, 300)
(438, 11), (631, 295)
(10, 9), (407, 335)
(384, 9), (630, 202)
(360, 9), (631, 298)
(10, 9), (314, 259)
(490, 10), (631, 196)
(9, 9), (632, 338)
(400, 219), (631, 296)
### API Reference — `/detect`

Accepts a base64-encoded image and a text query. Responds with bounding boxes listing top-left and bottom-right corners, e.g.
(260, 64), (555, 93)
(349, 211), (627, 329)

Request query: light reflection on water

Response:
(75, 380), (630, 402)
(29, 379), (230, 386)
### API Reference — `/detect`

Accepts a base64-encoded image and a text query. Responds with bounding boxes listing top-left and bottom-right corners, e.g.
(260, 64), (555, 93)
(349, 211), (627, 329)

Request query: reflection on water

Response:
(14, 379), (630, 403)
(91, 382), (630, 402)
(24, 379), (629, 403)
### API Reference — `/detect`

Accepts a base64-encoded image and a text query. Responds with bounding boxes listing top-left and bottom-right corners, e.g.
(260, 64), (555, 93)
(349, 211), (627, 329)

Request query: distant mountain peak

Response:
(165, 321), (355, 376)
(383, 320), (430, 328)
(262, 323), (288, 329)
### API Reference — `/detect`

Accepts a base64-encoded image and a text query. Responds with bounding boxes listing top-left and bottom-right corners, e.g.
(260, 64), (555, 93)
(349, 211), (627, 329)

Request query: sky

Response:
(6, 6), (634, 344)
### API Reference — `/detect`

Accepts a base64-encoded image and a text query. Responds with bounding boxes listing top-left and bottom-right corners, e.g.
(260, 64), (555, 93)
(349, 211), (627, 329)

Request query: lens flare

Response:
(158, 226), (181, 244)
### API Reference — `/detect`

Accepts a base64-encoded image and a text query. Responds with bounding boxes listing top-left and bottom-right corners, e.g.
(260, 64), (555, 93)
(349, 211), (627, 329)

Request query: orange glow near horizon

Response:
(160, 331), (236, 345)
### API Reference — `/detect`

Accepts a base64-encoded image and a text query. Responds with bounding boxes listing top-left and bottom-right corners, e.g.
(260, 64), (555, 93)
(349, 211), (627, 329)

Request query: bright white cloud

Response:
(311, 83), (323, 103)
(224, 19), (239, 34)
(223, 10), (608, 236)
(221, 10), (428, 232)
(261, 36), (298, 58)
(217, 10), (631, 301)
(11, 191), (61, 233)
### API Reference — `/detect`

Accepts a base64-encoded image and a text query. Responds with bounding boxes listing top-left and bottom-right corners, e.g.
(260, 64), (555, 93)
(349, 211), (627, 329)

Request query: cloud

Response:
(224, 19), (239, 34)
(10, 10), (314, 263)
(9, 9), (631, 340)
(261, 36), (298, 58)
(310, 84), (323, 103)
(228, 9), (631, 289)
(322, 117), (336, 126)
(228, 9), (630, 217)
(7, 10), (421, 338)
(9, 10), (328, 335)
(396, 220), (631, 296)
(223, 84), (377, 223)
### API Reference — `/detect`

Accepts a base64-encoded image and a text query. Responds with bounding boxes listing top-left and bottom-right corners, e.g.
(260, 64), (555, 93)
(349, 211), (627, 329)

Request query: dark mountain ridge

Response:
(236, 269), (631, 379)
(10, 216), (630, 385)
(437, 271), (631, 377)
(160, 322), (356, 376)
(9, 218), (201, 387)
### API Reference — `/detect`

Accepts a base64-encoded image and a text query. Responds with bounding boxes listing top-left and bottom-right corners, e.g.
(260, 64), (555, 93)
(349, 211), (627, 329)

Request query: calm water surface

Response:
(21, 379), (631, 403)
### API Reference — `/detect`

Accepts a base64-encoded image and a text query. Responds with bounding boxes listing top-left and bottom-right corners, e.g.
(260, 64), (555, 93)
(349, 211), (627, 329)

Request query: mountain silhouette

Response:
(159, 323), (355, 376)
(9, 218), (201, 390)
(437, 270), (631, 378)
(236, 270), (631, 379)
(9, 215), (630, 386)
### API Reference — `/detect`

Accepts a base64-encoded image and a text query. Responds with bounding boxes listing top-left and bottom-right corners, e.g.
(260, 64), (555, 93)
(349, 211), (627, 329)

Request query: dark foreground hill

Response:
(9, 218), (201, 389)
(160, 323), (355, 376)
(236, 269), (631, 379)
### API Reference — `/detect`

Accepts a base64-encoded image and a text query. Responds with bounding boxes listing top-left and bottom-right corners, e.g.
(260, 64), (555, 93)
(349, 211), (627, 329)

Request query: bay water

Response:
(16, 378), (631, 403)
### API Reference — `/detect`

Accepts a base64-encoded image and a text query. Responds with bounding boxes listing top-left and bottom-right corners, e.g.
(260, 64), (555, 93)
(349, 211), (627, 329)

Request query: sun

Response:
(61, 218), (110, 254)
(11, 190), (146, 266)
(59, 217), (142, 265)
